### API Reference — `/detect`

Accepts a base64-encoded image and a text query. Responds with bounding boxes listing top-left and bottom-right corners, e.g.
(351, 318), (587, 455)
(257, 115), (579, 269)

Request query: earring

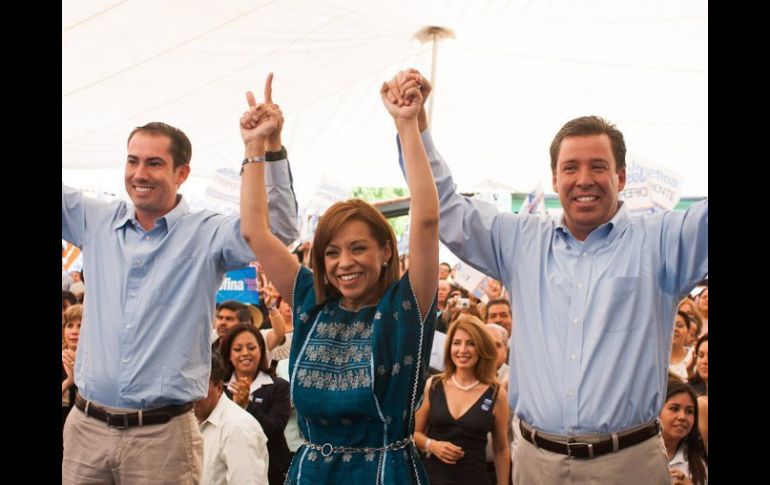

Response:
(383, 261), (388, 268)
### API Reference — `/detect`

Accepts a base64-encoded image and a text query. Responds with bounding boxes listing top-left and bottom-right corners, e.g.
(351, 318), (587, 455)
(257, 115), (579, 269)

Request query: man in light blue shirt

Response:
(62, 84), (298, 484)
(391, 70), (707, 484)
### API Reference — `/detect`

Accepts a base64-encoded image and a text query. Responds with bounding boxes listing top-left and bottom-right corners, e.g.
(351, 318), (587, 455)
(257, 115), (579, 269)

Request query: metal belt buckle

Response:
(105, 411), (130, 429)
(320, 443), (334, 457)
(565, 440), (594, 459)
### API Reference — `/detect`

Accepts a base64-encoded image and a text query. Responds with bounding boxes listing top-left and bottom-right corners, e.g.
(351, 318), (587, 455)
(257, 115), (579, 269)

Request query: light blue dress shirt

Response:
(62, 160), (299, 409)
(398, 130), (708, 435)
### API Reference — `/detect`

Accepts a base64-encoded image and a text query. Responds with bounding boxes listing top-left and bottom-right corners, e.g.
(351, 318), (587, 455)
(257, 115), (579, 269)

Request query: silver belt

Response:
(302, 436), (413, 457)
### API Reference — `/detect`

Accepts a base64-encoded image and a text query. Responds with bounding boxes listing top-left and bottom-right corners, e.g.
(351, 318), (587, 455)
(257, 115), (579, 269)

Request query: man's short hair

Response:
(549, 116), (626, 173)
(486, 298), (511, 313)
(217, 300), (253, 324)
(128, 122), (192, 169)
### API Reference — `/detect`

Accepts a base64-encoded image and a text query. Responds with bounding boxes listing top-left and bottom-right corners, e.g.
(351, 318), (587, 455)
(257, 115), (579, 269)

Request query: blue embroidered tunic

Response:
(286, 267), (436, 484)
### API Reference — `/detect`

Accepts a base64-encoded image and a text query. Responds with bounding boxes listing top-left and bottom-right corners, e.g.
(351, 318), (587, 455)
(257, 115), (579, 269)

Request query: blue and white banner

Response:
(216, 266), (260, 304)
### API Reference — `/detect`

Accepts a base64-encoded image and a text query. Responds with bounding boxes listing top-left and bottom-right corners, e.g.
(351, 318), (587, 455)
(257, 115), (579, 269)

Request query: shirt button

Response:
(572, 318), (578, 324)
(144, 236), (150, 240)
(135, 259), (142, 265)
(567, 389), (574, 397)
(121, 358), (129, 364)
(581, 252), (586, 257)
(129, 292), (136, 297)
(576, 283), (583, 289)
(126, 324), (132, 329)
(568, 427), (574, 434)
(570, 353), (576, 360)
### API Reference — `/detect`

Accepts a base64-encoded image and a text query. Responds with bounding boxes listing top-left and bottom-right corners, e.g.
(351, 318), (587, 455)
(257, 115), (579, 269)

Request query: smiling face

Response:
(323, 219), (391, 310)
(552, 134), (625, 241)
(124, 132), (190, 228)
(660, 391), (695, 444)
(229, 331), (261, 380)
(486, 302), (512, 336)
(450, 328), (480, 371)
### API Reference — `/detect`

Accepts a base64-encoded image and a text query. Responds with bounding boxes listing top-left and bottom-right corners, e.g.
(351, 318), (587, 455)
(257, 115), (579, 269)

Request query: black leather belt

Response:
(519, 420), (660, 459)
(75, 393), (193, 429)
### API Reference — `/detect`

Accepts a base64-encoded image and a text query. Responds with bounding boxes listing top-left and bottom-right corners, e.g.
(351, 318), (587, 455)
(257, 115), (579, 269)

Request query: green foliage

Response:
(350, 187), (409, 238)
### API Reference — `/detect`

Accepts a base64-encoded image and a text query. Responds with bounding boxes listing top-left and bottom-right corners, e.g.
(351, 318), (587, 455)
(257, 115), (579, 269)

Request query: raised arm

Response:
(390, 70), (509, 282)
(240, 73), (300, 306)
(263, 73), (300, 245)
(381, 75), (439, 318)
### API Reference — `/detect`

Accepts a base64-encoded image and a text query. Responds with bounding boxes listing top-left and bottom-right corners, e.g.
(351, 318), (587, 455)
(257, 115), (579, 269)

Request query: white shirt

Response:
(199, 393), (269, 485)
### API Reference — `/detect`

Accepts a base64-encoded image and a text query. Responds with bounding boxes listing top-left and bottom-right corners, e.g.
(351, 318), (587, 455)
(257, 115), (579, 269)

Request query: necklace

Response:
(451, 374), (480, 391)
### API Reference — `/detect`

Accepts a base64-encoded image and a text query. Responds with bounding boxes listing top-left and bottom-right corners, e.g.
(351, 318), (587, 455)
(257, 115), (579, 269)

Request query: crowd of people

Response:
(61, 69), (708, 484)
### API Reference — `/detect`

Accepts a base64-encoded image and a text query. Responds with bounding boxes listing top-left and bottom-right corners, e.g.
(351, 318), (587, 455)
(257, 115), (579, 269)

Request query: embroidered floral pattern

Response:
(304, 343), (371, 366)
(296, 367), (372, 391)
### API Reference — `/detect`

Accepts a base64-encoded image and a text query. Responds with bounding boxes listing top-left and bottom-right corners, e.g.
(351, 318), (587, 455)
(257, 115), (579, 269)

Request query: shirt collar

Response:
(670, 443), (687, 466)
(112, 195), (190, 231)
(200, 391), (230, 429)
(228, 370), (273, 394)
(555, 200), (629, 243)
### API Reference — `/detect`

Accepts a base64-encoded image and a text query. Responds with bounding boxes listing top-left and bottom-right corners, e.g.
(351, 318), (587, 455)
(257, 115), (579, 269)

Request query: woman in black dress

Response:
(413, 315), (510, 484)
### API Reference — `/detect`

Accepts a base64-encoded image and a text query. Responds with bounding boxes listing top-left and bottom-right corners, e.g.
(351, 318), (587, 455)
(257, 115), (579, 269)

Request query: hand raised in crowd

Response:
(260, 283), (277, 309)
(262, 72), (284, 151)
(483, 278), (503, 300)
(427, 439), (465, 465)
(380, 77), (423, 121)
(241, 74), (282, 144)
(229, 376), (253, 408)
(384, 69), (431, 107)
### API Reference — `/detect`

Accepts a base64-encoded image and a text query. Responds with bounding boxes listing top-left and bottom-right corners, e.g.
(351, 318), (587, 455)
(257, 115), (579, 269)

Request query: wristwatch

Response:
(265, 145), (287, 161)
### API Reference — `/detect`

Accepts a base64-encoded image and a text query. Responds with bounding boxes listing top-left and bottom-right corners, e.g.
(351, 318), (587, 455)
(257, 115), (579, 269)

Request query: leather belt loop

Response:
(611, 433), (619, 452)
(531, 428), (539, 448)
(138, 410), (143, 427)
(84, 400), (90, 417)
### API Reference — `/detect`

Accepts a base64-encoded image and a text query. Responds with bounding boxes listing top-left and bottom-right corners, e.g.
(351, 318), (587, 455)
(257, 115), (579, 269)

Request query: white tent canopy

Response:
(63, 0), (707, 209)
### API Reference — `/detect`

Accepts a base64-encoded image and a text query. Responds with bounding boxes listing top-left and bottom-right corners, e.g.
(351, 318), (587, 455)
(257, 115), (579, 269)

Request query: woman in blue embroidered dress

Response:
(238, 72), (439, 484)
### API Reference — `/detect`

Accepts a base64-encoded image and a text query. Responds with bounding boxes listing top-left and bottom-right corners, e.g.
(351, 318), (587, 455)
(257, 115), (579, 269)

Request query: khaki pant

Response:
(62, 406), (202, 484)
(512, 428), (670, 485)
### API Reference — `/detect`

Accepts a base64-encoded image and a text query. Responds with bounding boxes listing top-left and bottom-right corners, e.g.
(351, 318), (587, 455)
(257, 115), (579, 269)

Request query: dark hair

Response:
(221, 323), (273, 379)
(549, 116), (626, 173)
(664, 380), (708, 485)
(689, 334), (708, 386)
(127, 122), (192, 169)
(209, 351), (227, 385)
(486, 298), (511, 315)
(676, 311), (691, 330)
(311, 199), (399, 305)
(62, 291), (78, 308)
(217, 300), (252, 324)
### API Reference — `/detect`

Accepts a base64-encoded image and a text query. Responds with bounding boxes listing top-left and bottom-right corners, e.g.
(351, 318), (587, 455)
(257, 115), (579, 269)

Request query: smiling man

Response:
(62, 99), (298, 483)
(391, 70), (708, 485)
